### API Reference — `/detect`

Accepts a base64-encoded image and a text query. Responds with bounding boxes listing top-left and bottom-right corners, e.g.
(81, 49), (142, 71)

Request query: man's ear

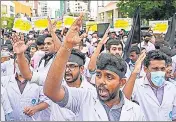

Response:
(144, 66), (148, 73)
(120, 78), (126, 88)
(80, 66), (84, 74)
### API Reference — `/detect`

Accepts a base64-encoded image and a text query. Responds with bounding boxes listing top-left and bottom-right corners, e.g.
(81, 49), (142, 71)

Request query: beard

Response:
(96, 84), (120, 102)
(64, 71), (80, 83)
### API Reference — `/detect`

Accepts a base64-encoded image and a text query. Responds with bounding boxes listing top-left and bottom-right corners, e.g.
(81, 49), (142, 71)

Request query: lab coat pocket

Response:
(162, 103), (173, 121)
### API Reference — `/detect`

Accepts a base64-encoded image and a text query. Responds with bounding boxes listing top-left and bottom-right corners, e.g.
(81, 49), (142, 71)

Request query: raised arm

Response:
(11, 34), (32, 80)
(123, 51), (146, 99)
(48, 17), (61, 51)
(88, 27), (109, 72)
(44, 13), (84, 102)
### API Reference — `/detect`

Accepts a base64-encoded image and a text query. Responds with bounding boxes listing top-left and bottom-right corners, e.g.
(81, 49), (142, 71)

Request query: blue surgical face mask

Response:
(151, 71), (165, 87)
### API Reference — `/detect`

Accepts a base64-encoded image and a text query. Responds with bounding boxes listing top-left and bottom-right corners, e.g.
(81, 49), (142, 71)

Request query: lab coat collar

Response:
(142, 76), (171, 107)
(119, 97), (134, 121)
(9, 74), (32, 95)
(93, 92), (133, 121)
(9, 75), (21, 95)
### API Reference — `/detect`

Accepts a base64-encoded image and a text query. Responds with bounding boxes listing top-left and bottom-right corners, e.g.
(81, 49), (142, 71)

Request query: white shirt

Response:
(132, 76), (176, 121)
(138, 41), (155, 52)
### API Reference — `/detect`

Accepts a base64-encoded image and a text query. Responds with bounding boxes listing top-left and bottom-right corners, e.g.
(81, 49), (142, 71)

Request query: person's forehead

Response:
(67, 62), (78, 65)
(110, 44), (122, 48)
(130, 51), (137, 55)
(96, 69), (118, 76)
(44, 37), (53, 42)
(149, 60), (166, 67)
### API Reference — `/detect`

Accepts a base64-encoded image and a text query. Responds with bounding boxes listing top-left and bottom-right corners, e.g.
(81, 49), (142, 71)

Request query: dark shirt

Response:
(15, 75), (28, 94)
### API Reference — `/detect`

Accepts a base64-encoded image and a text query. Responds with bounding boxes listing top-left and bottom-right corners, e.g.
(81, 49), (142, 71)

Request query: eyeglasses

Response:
(66, 64), (79, 71)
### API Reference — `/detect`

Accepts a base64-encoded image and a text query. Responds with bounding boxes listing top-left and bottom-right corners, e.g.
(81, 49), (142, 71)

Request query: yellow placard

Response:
(86, 22), (97, 31)
(54, 20), (62, 29)
(34, 18), (48, 29)
(114, 18), (132, 31)
(32, 17), (63, 30)
(13, 18), (32, 32)
(64, 16), (76, 27)
(149, 21), (168, 33)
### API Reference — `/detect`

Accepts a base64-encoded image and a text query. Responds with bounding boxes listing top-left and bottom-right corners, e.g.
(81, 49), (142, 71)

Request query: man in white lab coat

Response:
(44, 14), (146, 121)
(124, 50), (176, 121)
(1, 55), (51, 121)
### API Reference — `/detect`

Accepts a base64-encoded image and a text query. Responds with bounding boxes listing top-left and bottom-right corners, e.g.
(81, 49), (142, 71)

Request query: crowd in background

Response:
(1, 14), (176, 121)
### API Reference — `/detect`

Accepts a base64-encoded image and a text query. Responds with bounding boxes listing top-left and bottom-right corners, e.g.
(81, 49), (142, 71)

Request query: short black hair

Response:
(130, 46), (140, 54)
(166, 55), (172, 66)
(71, 49), (86, 65)
(144, 50), (168, 68)
(155, 41), (170, 50)
(30, 43), (38, 50)
(159, 46), (172, 57)
(36, 35), (45, 46)
(36, 34), (52, 46)
(106, 38), (124, 51)
(96, 53), (127, 78)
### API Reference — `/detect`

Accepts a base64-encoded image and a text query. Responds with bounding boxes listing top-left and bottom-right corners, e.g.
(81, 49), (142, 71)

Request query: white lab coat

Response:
(35, 56), (54, 73)
(1, 75), (51, 121)
(1, 104), (5, 121)
(1, 85), (13, 121)
(57, 87), (146, 121)
(132, 76), (176, 121)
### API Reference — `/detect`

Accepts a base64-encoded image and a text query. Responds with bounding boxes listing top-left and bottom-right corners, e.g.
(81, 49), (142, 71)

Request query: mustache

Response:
(97, 84), (108, 91)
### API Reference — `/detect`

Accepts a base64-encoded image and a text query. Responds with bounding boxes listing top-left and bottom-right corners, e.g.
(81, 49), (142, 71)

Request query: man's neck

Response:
(16, 74), (25, 82)
(105, 96), (121, 108)
(67, 78), (82, 88)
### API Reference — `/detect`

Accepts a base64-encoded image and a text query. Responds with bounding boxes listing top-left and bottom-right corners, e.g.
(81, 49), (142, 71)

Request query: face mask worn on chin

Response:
(150, 71), (165, 87)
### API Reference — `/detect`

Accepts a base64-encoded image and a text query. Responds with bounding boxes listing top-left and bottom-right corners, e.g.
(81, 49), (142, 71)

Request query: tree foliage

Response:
(117, 0), (176, 20)
(1, 16), (15, 30)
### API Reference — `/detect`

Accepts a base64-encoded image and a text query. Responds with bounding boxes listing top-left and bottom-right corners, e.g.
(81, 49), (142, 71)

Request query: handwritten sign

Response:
(13, 18), (32, 33)
(149, 21), (168, 33)
(31, 17), (63, 30)
(114, 18), (132, 31)
(63, 16), (77, 28)
(86, 21), (97, 32)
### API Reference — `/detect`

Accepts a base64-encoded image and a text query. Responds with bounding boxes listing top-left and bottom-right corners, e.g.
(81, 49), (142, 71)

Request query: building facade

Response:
(97, 1), (122, 27)
(65, 1), (89, 13)
(38, 1), (48, 17)
(13, 1), (32, 17)
(1, 1), (15, 17)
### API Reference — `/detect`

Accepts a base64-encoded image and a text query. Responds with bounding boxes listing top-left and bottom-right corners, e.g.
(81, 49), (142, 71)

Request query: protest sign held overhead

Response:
(149, 21), (168, 34)
(114, 18), (132, 31)
(63, 16), (77, 28)
(13, 18), (32, 33)
(86, 21), (98, 32)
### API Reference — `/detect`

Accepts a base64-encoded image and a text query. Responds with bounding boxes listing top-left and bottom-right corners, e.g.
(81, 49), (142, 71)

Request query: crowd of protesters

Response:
(1, 13), (176, 121)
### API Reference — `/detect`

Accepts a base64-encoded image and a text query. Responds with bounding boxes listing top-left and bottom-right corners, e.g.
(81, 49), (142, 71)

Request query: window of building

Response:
(1, 5), (7, 14)
(10, 14), (14, 17)
(10, 6), (14, 12)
